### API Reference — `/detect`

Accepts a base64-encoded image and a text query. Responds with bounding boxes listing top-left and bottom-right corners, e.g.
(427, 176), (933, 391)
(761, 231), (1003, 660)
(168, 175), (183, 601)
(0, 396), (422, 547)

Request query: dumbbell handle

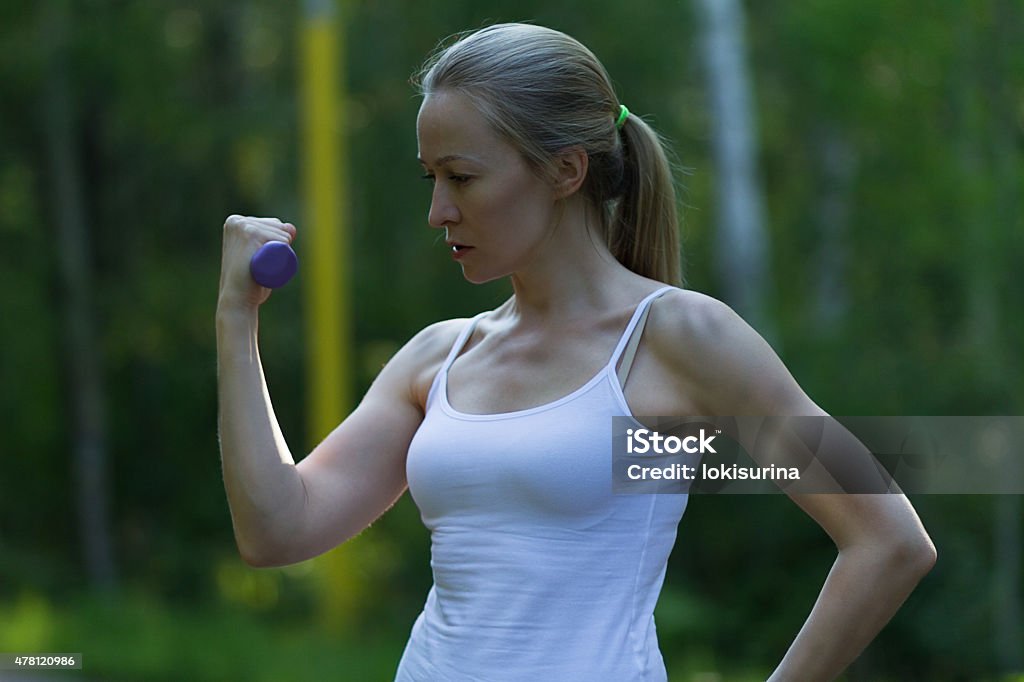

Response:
(249, 241), (297, 288)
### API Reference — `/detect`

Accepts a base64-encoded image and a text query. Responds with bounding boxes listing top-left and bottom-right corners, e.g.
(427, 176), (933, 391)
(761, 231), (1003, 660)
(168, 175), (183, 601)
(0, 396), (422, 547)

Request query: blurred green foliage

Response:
(0, 0), (1022, 680)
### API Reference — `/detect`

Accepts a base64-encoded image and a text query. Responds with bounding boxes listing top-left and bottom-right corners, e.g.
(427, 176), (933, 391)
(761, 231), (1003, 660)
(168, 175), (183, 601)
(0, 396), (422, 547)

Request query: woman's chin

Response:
(462, 270), (500, 285)
(457, 262), (509, 285)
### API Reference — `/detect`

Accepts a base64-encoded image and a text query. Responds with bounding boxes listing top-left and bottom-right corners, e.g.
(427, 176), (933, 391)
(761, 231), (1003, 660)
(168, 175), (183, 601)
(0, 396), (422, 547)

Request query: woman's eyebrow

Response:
(417, 154), (475, 167)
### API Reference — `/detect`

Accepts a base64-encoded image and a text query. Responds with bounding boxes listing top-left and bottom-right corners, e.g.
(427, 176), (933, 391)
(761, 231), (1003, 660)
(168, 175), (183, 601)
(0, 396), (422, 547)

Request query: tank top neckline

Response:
(436, 286), (675, 421)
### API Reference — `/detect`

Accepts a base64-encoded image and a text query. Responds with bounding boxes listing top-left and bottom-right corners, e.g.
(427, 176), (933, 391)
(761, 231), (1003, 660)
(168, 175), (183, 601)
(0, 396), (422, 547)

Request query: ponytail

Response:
(608, 113), (682, 286)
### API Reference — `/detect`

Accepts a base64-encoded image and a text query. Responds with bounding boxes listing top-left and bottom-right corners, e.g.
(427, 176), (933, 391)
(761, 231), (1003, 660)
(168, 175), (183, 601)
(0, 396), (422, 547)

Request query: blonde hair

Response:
(414, 23), (682, 285)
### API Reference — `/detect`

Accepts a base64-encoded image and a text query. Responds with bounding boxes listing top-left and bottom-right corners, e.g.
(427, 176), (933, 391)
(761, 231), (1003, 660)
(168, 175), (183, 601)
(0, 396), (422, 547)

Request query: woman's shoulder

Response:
(388, 316), (480, 409)
(642, 287), (809, 414)
(408, 316), (477, 349)
(646, 287), (744, 348)
(642, 288), (747, 382)
(395, 316), (477, 370)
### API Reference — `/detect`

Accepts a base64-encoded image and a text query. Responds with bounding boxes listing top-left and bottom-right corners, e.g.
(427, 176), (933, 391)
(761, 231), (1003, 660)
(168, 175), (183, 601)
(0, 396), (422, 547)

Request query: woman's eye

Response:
(420, 172), (470, 185)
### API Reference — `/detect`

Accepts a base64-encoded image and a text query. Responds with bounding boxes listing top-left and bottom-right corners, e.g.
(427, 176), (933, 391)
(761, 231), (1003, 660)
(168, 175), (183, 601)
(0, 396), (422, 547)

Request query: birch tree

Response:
(42, 0), (117, 591)
(693, 0), (774, 338)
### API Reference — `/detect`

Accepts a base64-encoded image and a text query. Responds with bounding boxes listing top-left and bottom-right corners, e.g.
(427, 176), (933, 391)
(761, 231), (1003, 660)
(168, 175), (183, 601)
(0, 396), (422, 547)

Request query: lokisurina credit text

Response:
(626, 462), (802, 481)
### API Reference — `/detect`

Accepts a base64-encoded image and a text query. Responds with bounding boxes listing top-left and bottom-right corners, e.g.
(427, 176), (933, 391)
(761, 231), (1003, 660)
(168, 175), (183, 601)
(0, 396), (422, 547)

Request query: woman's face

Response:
(416, 90), (558, 284)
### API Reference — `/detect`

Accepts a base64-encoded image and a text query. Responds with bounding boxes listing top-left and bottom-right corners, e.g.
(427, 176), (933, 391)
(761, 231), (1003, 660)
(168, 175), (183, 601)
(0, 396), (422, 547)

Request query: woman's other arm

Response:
(647, 291), (937, 681)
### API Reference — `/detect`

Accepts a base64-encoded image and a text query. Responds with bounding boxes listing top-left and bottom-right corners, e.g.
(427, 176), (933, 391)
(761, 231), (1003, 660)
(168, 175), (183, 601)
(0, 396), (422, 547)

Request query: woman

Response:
(216, 23), (935, 681)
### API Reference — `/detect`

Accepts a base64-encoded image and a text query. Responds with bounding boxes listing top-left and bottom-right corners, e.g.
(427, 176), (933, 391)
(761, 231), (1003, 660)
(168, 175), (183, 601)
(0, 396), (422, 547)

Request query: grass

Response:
(0, 590), (405, 681)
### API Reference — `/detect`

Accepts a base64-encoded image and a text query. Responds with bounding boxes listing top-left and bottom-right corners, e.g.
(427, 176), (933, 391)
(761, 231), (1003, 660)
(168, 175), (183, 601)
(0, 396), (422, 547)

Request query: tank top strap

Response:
(607, 286), (675, 383)
(440, 312), (488, 374)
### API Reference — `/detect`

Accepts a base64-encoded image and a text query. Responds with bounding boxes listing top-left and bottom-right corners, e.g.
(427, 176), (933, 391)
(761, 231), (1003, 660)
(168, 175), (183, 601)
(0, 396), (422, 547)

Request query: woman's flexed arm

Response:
(217, 309), (463, 567)
(217, 300), (308, 567)
(216, 214), (462, 568)
(216, 214), (305, 565)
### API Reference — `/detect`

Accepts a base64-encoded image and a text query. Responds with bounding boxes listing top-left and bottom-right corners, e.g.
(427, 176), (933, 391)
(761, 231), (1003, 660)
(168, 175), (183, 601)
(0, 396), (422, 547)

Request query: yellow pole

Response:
(300, 0), (357, 634)
(301, 0), (350, 436)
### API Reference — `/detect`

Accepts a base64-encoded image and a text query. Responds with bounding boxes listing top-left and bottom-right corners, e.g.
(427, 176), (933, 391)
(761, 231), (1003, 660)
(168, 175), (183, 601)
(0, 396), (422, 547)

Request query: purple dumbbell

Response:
(249, 241), (298, 288)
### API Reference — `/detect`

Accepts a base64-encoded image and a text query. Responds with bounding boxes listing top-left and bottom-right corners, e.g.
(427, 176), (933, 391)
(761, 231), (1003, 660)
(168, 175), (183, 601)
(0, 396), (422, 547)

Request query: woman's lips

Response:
(448, 243), (473, 260)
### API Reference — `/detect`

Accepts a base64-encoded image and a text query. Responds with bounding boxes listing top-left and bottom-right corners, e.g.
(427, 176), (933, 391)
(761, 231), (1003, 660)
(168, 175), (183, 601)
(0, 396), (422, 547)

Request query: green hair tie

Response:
(615, 104), (630, 129)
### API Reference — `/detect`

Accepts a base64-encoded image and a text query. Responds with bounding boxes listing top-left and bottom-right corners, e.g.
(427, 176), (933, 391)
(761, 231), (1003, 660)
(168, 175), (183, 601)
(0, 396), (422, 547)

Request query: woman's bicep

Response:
(788, 490), (933, 556)
(278, 321), (462, 565)
(293, 385), (422, 558)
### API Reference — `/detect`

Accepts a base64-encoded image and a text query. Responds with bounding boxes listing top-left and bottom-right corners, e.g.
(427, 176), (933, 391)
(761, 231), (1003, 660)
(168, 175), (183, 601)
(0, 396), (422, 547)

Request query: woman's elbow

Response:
(889, 531), (937, 581)
(234, 530), (301, 569)
(236, 538), (282, 569)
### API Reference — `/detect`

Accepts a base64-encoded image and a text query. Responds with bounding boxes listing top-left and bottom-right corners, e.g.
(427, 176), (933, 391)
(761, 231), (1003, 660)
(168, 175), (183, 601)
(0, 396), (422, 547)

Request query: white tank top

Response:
(398, 287), (688, 681)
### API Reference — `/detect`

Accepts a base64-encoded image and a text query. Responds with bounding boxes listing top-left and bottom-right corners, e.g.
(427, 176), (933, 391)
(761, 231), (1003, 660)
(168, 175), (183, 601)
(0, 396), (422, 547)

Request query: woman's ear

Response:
(552, 147), (589, 199)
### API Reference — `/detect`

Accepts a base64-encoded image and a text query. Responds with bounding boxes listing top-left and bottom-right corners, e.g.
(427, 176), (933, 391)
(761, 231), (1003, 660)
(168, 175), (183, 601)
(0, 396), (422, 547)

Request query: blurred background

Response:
(1, 0), (1022, 680)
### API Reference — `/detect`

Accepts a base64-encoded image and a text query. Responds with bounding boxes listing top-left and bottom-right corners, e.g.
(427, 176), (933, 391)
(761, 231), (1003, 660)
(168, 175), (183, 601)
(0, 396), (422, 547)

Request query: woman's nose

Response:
(427, 185), (459, 228)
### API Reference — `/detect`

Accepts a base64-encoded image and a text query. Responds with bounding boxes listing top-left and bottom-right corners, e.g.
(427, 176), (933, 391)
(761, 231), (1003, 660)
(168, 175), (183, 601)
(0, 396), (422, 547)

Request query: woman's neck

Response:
(502, 201), (652, 328)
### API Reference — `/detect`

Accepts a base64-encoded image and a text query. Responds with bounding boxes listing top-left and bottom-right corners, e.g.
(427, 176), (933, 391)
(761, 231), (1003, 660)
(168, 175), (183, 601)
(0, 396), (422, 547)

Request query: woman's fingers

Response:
(224, 215), (296, 246)
(219, 215), (298, 308)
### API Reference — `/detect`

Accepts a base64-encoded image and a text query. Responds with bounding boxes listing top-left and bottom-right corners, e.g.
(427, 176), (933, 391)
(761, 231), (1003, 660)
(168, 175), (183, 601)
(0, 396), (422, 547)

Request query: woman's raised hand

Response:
(218, 215), (297, 310)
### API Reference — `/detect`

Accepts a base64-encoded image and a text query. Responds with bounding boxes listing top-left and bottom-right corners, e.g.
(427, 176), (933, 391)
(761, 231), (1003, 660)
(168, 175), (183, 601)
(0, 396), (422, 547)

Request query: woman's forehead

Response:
(416, 91), (510, 166)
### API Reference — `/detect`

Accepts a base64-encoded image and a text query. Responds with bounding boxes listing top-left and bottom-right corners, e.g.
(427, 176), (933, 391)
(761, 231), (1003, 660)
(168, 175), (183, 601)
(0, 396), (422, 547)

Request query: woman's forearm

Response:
(216, 305), (307, 566)
(768, 535), (936, 681)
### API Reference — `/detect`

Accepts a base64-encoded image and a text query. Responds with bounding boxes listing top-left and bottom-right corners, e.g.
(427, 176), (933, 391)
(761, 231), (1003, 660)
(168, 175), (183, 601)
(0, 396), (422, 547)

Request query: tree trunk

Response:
(987, 0), (1023, 670)
(811, 123), (857, 331)
(42, 0), (117, 591)
(954, 2), (1021, 670)
(693, 0), (774, 339)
